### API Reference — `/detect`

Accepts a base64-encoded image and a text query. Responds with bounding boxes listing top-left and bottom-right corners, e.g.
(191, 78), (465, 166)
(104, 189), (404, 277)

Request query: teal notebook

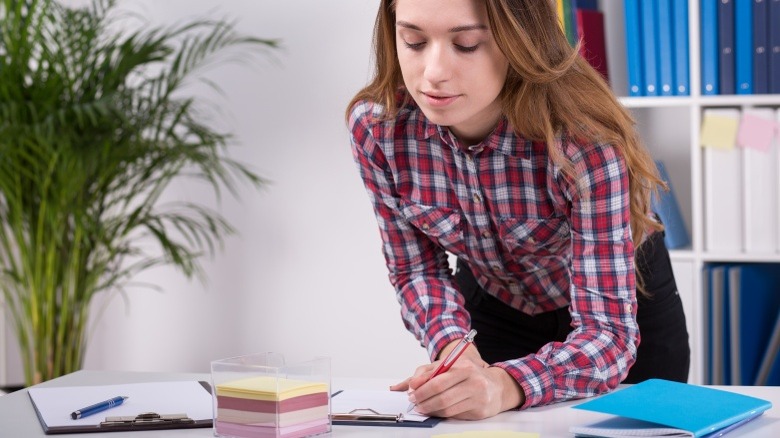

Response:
(569, 379), (772, 438)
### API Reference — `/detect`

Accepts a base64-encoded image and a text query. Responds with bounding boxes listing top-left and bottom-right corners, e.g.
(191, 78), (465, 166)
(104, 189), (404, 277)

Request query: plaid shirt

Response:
(349, 97), (639, 408)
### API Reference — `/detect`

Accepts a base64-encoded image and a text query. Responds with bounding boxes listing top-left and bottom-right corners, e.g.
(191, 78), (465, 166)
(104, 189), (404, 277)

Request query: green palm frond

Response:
(0, 0), (278, 385)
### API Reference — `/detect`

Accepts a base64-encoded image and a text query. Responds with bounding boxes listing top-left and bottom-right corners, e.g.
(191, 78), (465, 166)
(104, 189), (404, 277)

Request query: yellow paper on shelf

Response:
(433, 432), (539, 438)
(216, 376), (327, 401)
(555, 0), (564, 30)
(700, 112), (739, 150)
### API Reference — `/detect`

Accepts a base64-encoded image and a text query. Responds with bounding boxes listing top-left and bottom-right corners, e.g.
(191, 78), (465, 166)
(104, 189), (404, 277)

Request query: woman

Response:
(347, 0), (690, 420)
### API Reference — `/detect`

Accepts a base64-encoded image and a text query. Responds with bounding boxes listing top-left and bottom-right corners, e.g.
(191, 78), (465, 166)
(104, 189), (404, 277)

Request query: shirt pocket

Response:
(498, 215), (571, 257)
(400, 203), (465, 255)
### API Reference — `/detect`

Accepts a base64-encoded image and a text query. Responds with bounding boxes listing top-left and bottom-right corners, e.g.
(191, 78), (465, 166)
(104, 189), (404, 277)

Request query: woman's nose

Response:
(423, 44), (453, 84)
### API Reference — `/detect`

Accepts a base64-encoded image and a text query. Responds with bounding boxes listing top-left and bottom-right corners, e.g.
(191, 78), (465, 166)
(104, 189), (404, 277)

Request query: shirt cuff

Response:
(427, 325), (470, 361)
(493, 357), (556, 409)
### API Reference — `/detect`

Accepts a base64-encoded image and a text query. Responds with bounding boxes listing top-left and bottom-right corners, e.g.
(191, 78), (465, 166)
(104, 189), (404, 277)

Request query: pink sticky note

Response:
(736, 112), (777, 152)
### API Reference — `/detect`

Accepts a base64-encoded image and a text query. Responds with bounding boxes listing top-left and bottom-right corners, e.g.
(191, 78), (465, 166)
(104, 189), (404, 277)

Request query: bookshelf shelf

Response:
(696, 95), (780, 106)
(701, 253), (780, 263)
(601, 0), (780, 386)
(669, 249), (696, 261)
(620, 96), (694, 108)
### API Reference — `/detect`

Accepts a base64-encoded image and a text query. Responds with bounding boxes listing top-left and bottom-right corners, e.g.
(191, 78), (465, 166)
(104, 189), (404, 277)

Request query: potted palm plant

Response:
(0, 0), (278, 385)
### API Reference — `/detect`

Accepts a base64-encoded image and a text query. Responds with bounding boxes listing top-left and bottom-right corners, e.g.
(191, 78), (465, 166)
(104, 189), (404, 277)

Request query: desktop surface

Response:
(1, 370), (779, 437)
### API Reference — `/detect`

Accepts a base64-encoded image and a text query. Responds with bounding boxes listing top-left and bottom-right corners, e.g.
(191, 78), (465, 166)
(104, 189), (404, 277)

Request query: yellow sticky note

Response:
(700, 113), (739, 150)
(216, 376), (328, 401)
(432, 431), (540, 438)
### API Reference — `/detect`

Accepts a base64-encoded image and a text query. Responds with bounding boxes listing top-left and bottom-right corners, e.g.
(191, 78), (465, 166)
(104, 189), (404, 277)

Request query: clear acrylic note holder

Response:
(210, 352), (331, 438)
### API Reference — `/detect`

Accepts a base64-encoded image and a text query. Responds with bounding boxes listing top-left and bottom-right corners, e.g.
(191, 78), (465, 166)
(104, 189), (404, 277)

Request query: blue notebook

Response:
(719, 0), (736, 94)
(735, 0), (753, 93)
(753, 0), (770, 93)
(570, 379), (772, 438)
(657, 0), (675, 95)
(650, 161), (690, 249)
(770, 0), (780, 93)
(624, 0), (644, 96)
(641, 0), (659, 95)
(701, 0), (720, 94)
(672, 0), (690, 95)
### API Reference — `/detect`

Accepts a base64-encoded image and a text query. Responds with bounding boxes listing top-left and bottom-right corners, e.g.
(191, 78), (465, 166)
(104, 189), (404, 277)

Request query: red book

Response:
(576, 8), (609, 82)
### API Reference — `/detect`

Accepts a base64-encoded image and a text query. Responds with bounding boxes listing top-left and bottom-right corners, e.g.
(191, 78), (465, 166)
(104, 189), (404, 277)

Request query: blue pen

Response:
(70, 396), (128, 419)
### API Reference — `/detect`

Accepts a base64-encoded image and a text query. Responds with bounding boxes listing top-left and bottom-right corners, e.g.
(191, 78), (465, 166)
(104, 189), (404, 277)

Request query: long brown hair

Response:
(347, 0), (664, 290)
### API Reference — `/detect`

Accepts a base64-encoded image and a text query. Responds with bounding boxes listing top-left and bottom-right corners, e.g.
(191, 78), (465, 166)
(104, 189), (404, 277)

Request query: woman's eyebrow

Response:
(396, 21), (488, 33)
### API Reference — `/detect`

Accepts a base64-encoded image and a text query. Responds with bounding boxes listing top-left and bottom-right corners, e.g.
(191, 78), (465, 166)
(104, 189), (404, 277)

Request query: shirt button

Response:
(491, 264), (501, 271)
(422, 223), (430, 230)
(527, 236), (536, 244)
(482, 231), (492, 238)
(625, 304), (633, 313)
(472, 194), (482, 203)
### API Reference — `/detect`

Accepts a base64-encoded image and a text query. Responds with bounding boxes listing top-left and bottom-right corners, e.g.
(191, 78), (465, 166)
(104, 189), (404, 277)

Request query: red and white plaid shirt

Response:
(349, 96), (639, 408)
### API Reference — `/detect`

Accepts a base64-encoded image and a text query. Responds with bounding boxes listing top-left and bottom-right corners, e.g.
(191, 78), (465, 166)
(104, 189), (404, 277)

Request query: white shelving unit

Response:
(602, 1), (780, 384)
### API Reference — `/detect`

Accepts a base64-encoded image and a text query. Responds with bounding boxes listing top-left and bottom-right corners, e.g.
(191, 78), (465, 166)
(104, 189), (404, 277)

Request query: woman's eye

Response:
(455, 44), (479, 53)
(403, 41), (425, 50)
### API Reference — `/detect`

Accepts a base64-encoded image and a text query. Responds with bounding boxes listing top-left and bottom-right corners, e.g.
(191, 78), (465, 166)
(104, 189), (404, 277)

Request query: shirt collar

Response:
(416, 110), (531, 159)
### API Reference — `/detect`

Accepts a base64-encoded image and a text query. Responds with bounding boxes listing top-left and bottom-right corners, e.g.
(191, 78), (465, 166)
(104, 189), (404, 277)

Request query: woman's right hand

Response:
(389, 343), (487, 392)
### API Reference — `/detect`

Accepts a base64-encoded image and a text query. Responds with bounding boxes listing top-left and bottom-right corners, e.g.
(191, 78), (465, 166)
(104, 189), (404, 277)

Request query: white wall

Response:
(72, 0), (428, 381)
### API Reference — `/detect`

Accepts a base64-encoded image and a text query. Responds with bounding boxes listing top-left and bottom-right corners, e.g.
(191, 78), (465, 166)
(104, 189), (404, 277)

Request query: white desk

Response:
(1, 370), (779, 436)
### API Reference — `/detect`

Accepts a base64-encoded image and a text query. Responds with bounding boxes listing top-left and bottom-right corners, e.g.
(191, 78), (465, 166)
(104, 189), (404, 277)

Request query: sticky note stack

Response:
(215, 376), (329, 438)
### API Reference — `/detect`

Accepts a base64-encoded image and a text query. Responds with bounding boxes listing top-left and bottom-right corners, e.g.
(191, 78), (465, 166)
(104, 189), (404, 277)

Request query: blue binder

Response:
(770, 0), (780, 92)
(708, 264), (732, 385)
(650, 161), (690, 249)
(657, 0), (675, 95)
(672, 0), (690, 95)
(624, 0), (644, 96)
(756, 311), (780, 385)
(719, 0), (736, 94)
(753, 0), (770, 93)
(641, 0), (659, 96)
(735, 0), (754, 93)
(577, 0), (599, 9)
(727, 264), (780, 386)
(722, 264), (733, 385)
(571, 379), (772, 438)
(701, 0), (720, 94)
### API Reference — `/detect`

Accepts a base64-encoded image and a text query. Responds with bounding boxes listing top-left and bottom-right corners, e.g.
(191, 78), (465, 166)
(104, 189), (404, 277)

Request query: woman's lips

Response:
(422, 92), (459, 107)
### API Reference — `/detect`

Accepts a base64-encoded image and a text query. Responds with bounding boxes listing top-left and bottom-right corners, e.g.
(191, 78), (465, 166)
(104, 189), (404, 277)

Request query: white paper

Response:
(332, 389), (429, 422)
(28, 381), (212, 428)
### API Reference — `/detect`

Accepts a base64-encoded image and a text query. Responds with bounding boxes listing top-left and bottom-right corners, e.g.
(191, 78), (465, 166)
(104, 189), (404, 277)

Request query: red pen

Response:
(407, 329), (477, 412)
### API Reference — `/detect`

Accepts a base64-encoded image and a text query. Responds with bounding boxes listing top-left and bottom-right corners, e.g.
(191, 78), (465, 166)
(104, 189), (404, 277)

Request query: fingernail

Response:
(408, 393), (416, 403)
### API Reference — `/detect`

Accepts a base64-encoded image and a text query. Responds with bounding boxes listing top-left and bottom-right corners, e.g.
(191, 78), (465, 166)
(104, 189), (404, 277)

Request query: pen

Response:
(407, 329), (477, 413)
(71, 395), (128, 419)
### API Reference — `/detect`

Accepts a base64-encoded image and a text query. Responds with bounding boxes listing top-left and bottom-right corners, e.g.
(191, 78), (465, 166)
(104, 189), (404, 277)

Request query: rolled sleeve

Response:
(496, 140), (639, 409)
(348, 102), (470, 359)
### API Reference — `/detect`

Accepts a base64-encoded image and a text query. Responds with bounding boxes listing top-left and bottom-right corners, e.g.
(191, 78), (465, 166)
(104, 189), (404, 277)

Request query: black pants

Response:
(454, 230), (690, 383)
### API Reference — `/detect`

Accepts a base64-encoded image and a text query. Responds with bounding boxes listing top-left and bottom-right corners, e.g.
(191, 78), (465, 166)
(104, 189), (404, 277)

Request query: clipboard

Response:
(27, 381), (213, 434)
(330, 390), (444, 428)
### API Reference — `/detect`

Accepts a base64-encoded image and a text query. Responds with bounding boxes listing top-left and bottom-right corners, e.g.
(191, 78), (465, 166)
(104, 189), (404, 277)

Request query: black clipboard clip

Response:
(331, 408), (404, 423)
(100, 412), (195, 428)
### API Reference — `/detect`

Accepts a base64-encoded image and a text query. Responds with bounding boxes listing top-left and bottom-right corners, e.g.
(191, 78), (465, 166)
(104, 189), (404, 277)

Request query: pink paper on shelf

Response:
(737, 111), (778, 152)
